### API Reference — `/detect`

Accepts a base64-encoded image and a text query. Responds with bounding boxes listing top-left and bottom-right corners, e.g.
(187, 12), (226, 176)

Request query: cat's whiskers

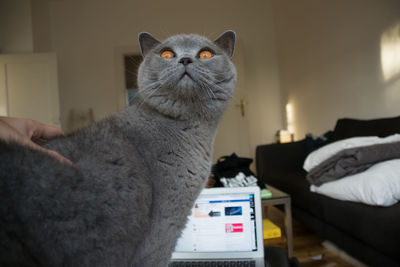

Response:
(127, 57), (143, 69)
(135, 81), (163, 111)
(177, 67), (215, 101)
(195, 68), (234, 86)
(195, 77), (221, 101)
(195, 79), (214, 100)
(136, 65), (181, 111)
(197, 75), (233, 102)
(194, 69), (226, 90)
(197, 77), (217, 100)
(197, 65), (233, 75)
(199, 69), (235, 84)
(125, 69), (139, 76)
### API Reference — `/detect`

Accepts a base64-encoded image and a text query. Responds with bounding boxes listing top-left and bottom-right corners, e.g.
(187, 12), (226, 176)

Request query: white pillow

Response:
(303, 134), (400, 172)
(310, 159), (400, 206)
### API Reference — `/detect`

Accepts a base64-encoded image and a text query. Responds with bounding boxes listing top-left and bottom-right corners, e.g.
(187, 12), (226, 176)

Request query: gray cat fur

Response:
(0, 31), (236, 267)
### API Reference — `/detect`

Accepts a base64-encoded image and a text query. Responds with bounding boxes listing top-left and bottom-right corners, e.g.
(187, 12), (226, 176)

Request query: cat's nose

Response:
(179, 57), (193, 66)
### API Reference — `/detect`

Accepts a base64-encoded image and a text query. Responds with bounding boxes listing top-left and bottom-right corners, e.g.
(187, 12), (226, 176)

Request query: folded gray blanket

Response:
(306, 141), (400, 186)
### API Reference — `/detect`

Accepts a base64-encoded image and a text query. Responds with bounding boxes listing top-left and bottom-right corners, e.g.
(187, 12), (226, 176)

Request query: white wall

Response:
(273, 0), (400, 139)
(47, 0), (283, 156)
(0, 0), (34, 53)
(31, 0), (52, 53)
(4, 0), (400, 157)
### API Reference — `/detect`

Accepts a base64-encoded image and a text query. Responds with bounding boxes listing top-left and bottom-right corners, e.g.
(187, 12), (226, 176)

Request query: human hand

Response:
(0, 116), (73, 165)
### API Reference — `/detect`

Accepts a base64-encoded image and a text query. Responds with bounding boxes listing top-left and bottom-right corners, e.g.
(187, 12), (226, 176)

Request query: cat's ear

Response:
(138, 32), (161, 57)
(214, 30), (236, 59)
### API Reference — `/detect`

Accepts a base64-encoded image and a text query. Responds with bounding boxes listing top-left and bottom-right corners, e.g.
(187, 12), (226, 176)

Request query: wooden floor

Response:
(263, 207), (367, 267)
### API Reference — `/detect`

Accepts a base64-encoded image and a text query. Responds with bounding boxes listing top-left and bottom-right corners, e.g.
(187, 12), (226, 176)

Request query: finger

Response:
(0, 118), (73, 165)
(43, 149), (74, 166)
(27, 140), (74, 166)
(30, 121), (65, 140)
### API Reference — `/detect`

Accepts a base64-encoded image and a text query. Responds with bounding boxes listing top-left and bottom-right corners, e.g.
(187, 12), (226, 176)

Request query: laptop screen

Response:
(174, 192), (258, 253)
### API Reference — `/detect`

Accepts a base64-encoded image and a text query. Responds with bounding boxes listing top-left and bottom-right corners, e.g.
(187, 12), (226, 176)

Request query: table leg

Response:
(285, 200), (294, 258)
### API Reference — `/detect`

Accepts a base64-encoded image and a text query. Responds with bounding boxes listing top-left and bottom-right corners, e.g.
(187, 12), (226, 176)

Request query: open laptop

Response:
(169, 186), (265, 267)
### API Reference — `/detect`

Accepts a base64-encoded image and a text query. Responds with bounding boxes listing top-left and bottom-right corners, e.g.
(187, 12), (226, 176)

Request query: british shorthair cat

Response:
(0, 31), (236, 267)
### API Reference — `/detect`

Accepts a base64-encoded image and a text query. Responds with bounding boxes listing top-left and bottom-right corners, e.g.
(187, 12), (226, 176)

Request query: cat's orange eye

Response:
(199, 50), (213, 59)
(161, 50), (174, 59)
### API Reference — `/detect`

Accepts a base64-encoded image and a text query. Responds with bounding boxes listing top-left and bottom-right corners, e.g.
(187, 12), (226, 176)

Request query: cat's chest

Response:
(147, 129), (213, 191)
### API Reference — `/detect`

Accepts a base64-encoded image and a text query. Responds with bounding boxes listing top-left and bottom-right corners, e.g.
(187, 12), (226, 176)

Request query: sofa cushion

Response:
(331, 116), (400, 141)
(269, 171), (400, 264)
(278, 172), (400, 263)
(322, 194), (400, 263)
(256, 140), (308, 179)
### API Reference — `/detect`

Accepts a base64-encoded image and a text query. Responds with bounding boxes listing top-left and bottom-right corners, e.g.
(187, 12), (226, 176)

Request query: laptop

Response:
(169, 186), (265, 267)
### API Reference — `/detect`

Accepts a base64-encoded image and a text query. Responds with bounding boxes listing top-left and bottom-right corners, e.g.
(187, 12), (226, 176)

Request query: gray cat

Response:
(0, 31), (236, 267)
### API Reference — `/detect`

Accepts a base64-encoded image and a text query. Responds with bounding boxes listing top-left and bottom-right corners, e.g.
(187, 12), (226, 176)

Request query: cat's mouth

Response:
(179, 71), (194, 81)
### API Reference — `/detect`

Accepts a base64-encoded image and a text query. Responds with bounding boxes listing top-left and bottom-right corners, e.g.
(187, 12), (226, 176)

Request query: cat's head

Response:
(137, 31), (236, 120)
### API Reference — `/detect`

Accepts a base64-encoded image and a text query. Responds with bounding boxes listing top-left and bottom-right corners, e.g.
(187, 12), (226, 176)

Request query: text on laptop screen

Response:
(174, 193), (258, 253)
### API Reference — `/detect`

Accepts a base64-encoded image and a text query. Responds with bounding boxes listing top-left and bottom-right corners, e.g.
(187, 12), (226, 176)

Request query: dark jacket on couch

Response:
(256, 116), (400, 267)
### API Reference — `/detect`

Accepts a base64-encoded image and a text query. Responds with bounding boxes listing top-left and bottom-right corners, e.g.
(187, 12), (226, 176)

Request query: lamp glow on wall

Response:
(381, 22), (400, 82)
(286, 103), (294, 134)
(278, 103), (295, 143)
(285, 103), (295, 142)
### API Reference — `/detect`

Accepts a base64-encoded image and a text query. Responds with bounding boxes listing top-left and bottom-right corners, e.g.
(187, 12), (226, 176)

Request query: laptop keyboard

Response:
(168, 260), (256, 267)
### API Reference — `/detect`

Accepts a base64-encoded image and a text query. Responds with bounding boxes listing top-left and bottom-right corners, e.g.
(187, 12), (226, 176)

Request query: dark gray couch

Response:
(256, 116), (400, 267)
